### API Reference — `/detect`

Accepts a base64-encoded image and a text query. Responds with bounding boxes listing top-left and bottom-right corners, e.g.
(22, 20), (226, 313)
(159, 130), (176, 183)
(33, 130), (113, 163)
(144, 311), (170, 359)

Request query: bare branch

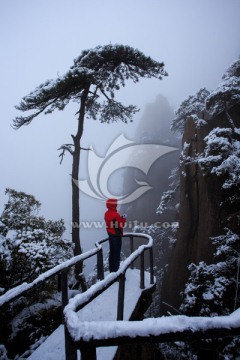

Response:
(80, 147), (91, 151)
(58, 144), (91, 164)
(58, 144), (74, 164)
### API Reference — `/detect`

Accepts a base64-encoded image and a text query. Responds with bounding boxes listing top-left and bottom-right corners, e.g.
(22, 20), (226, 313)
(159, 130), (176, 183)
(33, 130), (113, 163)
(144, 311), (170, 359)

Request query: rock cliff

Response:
(161, 105), (240, 312)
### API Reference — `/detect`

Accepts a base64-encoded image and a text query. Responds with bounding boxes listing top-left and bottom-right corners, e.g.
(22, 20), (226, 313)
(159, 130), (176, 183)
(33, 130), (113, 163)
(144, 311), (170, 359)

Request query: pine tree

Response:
(171, 88), (210, 134)
(13, 44), (167, 288)
(206, 58), (240, 130)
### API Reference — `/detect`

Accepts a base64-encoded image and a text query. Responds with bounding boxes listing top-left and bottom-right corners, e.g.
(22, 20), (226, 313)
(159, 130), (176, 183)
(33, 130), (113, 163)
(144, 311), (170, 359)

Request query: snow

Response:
(198, 126), (240, 191)
(3, 230), (240, 359)
(207, 75), (240, 115)
(69, 308), (240, 342)
(65, 235), (152, 314)
(206, 58), (240, 115)
(27, 269), (153, 360)
(0, 232), (153, 359)
(0, 232), (152, 308)
(0, 246), (100, 307)
(171, 88), (210, 133)
(29, 300), (240, 360)
(202, 291), (214, 301)
(27, 325), (65, 360)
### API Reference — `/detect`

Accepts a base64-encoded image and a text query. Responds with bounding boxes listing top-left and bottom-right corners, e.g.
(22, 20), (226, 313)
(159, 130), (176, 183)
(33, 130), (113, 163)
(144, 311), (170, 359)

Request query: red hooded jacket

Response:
(104, 198), (126, 236)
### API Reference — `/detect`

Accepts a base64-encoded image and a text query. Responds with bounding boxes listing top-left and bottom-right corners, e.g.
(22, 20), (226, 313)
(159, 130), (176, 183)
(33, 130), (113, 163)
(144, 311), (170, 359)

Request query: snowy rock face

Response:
(161, 103), (240, 311)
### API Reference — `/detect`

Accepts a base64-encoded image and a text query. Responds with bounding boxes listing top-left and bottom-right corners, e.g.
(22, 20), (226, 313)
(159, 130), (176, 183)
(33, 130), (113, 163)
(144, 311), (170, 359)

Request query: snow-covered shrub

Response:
(180, 260), (233, 316)
(199, 127), (240, 193)
(0, 344), (9, 360)
(206, 59), (240, 118)
(157, 167), (179, 215)
(179, 228), (240, 358)
(6, 295), (62, 359)
(0, 188), (73, 358)
(171, 88), (210, 134)
(0, 188), (73, 291)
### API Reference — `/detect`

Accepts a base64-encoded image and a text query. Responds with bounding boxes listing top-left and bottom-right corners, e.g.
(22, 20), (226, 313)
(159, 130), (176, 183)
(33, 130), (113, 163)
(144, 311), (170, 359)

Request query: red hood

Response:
(106, 198), (117, 210)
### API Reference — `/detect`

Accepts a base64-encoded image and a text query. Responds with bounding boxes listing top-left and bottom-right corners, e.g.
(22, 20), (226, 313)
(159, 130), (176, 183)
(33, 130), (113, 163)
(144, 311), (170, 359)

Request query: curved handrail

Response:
(0, 232), (153, 309)
(64, 232), (154, 333)
(0, 246), (100, 307)
(0, 232), (154, 360)
(65, 310), (240, 348)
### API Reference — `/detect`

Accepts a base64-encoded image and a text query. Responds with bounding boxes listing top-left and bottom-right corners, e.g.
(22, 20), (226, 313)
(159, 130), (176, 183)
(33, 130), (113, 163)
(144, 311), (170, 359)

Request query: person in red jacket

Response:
(104, 198), (126, 272)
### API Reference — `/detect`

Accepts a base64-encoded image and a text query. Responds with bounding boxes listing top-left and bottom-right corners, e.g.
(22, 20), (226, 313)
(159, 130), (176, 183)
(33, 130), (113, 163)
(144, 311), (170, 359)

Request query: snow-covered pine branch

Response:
(171, 88), (210, 134)
(206, 59), (240, 120)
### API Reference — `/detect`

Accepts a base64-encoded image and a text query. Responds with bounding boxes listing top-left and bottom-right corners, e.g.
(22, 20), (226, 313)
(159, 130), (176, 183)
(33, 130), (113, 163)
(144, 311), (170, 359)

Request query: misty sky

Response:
(0, 0), (240, 251)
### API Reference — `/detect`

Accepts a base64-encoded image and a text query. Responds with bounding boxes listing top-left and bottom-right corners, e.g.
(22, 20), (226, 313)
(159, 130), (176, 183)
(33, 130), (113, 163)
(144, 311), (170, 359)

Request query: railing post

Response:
(97, 248), (104, 280)
(140, 252), (145, 289)
(130, 235), (134, 269)
(61, 270), (77, 360)
(149, 247), (154, 284)
(61, 270), (69, 318)
(57, 273), (61, 292)
(117, 274), (126, 320)
(64, 325), (78, 360)
(80, 343), (97, 360)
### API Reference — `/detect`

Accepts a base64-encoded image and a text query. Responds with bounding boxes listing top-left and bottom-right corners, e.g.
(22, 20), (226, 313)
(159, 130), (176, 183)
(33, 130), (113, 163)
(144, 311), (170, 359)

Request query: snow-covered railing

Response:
(0, 233), (153, 309)
(0, 232), (155, 360)
(64, 309), (240, 359)
(63, 233), (240, 360)
(0, 243), (103, 308)
(66, 233), (153, 317)
(95, 233), (154, 288)
(64, 232), (154, 360)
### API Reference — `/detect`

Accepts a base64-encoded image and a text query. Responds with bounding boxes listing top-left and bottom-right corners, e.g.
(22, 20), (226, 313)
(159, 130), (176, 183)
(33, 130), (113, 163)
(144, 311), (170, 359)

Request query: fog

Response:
(0, 0), (240, 256)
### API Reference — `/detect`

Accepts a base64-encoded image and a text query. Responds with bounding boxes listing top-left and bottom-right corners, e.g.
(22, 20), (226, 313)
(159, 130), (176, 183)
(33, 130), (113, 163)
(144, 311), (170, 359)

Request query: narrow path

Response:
(28, 269), (153, 360)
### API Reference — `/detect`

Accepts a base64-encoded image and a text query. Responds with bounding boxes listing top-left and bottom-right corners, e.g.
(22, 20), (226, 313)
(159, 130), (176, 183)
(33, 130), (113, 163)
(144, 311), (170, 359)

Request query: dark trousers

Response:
(108, 235), (122, 272)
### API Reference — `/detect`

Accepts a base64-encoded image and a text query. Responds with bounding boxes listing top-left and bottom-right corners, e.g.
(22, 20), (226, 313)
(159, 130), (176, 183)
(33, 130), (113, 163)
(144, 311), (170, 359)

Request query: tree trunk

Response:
(71, 86), (90, 291)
